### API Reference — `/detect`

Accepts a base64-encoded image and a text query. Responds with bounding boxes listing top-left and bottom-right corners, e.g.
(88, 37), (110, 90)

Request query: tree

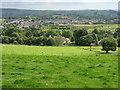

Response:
(4, 27), (21, 36)
(17, 38), (24, 44)
(101, 38), (118, 53)
(10, 32), (20, 37)
(92, 33), (99, 45)
(47, 38), (55, 46)
(2, 37), (9, 44)
(92, 28), (99, 34)
(13, 40), (18, 44)
(46, 30), (57, 37)
(62, 31), (73, 38)
(73, 28), (88, 45)
(39, 31), (46, 37)
(54, 36), (63, 46)
(25, 31), (33, 37)
(42, 37), (48, 46)
(79, 35), (95, 46)
(114, 28), (120, 38)
(118, 37), (120, 47)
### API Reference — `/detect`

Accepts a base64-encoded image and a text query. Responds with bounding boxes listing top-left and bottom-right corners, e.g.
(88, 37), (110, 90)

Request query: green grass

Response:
(42, 24), (118, 33)
(2, 55), (118, 88)
(2, 45), (118, 88)
(62, 24), (117, 33)
(2, 44), (118, 56)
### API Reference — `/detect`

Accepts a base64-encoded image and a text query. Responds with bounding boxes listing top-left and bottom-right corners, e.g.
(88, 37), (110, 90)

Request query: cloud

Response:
(2, 0), (119, 2)
(2, 2), (118, 10)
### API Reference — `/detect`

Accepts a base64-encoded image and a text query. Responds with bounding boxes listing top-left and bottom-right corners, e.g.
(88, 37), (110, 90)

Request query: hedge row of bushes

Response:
(2, 36), (64, 46)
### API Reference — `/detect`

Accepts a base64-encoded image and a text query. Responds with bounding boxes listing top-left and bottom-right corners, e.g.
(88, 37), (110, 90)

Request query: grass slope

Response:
(2, 55), (118, 88)
(2, 45), (118, 88)
(2, 45), (118, 56)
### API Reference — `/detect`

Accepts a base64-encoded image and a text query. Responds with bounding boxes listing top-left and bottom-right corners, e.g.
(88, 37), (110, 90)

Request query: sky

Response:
(1, 0), (119, 10)
(1, 0), (119, 2)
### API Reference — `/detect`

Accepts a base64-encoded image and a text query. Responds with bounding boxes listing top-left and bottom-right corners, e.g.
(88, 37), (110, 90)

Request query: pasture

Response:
(2, 44), (118, 56)
(2, 45), (118, 88)
(41, 24), (117, 33)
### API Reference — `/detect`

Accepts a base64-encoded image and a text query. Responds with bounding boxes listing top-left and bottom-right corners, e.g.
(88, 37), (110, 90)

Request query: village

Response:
(1, 15), (108, 30)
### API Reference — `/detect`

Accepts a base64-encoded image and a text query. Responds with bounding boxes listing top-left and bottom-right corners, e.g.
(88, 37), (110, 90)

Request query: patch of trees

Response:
(2, 36), (63, 46)
(73, 28), (116, 46)
(114, 28), (120, 38)
(2, 25), (119, 48)
(2, 26), (73, 46)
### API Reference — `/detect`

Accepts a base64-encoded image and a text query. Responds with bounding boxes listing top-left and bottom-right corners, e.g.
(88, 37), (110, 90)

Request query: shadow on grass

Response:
(96, 51), (119, 56)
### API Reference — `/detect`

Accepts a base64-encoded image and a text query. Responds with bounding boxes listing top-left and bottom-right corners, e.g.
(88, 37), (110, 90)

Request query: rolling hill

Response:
(1, 8), (118, 20)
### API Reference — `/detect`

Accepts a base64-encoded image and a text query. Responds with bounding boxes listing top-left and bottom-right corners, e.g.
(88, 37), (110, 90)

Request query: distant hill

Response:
(1, 8), (118, 20)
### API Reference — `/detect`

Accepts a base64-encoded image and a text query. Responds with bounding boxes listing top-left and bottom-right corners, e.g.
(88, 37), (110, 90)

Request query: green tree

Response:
(62, 31), (73, 38)
(73, 28), (88, 45)
(3, 37), (9, 44)
(47, 38), (55, 46)
(13, 40), (18, 44)
(114, 28), (120, 38)
(46, 30), (57, 37)
(79, 35), (95, 46)
(92, 29), (99, 34)
(4, 27), (21, 36)
(25, 31), (33, 37)
(117, 37), (120, 47)
(92, 33), (99, 45)
(42, 37), (48, 46)
(10, 32), (20, 37)
(101, 38), (118, 53)
(54, 36), (63, 46)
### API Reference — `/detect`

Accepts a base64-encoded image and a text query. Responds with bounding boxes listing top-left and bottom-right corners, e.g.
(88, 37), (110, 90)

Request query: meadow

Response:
(40, 24), (117, 34)
(57, 24), (117, 33)
(2, 45), (118, 88)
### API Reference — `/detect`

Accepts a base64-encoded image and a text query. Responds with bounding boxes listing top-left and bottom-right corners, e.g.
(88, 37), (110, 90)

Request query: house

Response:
(62, 37), (70, 43)
(53, 36), (70, 44)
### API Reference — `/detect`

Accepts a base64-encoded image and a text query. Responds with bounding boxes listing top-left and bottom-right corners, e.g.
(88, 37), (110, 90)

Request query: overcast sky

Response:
(1, 0), (119, 2)
(1, 0), (119, 10)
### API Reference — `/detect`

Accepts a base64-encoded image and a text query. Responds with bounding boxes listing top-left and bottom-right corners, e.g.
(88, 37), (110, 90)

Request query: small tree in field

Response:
(101, 38), (118, 53)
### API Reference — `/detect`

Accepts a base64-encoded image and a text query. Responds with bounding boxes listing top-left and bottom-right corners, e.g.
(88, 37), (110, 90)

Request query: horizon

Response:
(1, 2), (118, 10)
(1, 8), (118, 11)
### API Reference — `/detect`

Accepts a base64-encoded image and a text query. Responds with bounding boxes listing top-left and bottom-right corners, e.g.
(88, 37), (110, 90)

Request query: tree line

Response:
(2, 26), (120, 50)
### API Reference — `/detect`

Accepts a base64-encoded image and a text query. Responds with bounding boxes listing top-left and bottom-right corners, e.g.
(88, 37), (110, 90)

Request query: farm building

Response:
(53, 36), (70, 43)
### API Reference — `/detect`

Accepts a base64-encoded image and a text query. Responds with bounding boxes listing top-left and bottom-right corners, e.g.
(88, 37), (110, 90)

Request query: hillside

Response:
(1, 8), (118, 20)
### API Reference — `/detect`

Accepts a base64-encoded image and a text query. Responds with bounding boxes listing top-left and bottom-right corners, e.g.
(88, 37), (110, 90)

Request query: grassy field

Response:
(45, 24), (118, 34)
(2, 45), (118, 88)
(59, 24), (118, 32)
(2, 44), (118, 56)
